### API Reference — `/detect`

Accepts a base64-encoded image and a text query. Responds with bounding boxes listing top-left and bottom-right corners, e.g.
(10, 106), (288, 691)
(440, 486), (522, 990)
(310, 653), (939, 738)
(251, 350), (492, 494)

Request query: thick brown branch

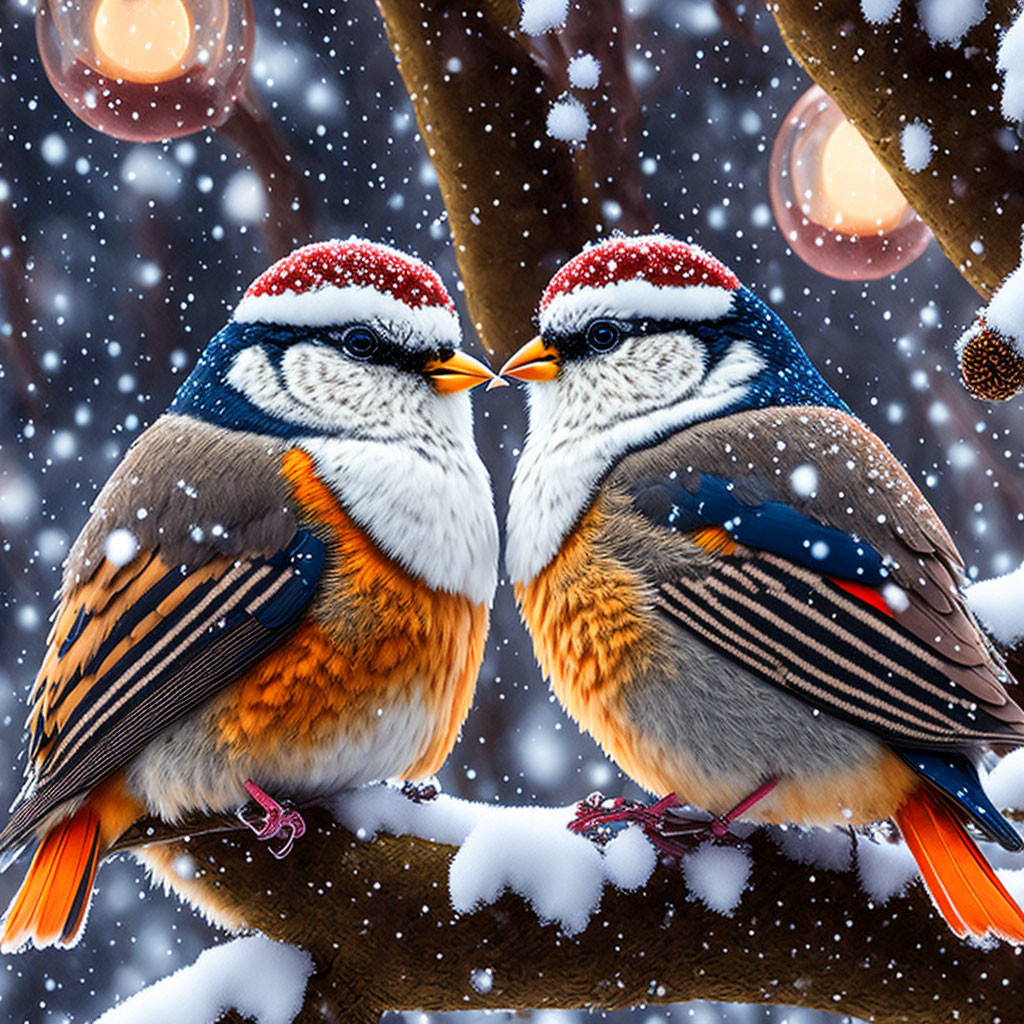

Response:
(117, 807), (1024, 1023)
(375, 0), (650, 360)
(769, 0), (1024, 301)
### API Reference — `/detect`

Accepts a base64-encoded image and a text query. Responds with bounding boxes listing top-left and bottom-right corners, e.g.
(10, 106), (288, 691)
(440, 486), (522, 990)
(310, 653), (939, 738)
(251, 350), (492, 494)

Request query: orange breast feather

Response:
(215, 449), (488, 778)
(516, 500), (661, 771)
(516, 503), (918, 823)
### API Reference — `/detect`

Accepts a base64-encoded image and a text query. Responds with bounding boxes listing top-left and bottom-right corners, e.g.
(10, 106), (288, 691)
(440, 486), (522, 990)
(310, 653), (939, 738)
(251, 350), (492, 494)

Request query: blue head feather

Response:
(168, 321), (311, 438)
(688, 287), (849, 416)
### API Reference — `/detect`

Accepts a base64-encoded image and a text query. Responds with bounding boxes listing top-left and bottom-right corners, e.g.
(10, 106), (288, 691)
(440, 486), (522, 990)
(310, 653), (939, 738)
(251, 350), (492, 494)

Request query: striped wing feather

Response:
(657, 551), (1016, 746)
(616, 405), (1024, 750)
(1, 531), (323, 855)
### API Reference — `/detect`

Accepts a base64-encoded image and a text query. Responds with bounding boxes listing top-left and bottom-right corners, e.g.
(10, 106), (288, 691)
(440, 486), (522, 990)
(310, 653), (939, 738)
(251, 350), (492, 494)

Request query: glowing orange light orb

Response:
(769, 86), (932, 281)
(36, 0), (254, 143)
(92, 0), (193, 84)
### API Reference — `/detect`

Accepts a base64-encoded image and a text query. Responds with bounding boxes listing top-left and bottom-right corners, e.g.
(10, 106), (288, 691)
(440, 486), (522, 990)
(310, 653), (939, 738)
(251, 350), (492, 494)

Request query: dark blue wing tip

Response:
(253, 530), (326, 630)
(894, 748), (1024, 852)
(657, 474), (887, 583)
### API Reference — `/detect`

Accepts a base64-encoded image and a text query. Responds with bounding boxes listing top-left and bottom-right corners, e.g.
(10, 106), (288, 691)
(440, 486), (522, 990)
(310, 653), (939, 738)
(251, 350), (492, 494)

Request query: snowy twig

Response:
(771, 1), (1024, 399)
(107, 798), (1024, 1024)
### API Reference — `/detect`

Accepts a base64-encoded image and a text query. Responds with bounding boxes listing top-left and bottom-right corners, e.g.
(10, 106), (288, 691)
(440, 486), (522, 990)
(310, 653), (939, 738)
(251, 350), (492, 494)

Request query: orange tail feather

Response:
(894, 786), (1024, 944)
(1, 806), (102, 953)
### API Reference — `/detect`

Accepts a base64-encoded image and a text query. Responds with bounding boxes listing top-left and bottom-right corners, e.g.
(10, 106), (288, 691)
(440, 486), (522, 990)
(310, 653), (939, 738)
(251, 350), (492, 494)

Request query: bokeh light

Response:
(770, 85), (931, 281)
(36, 0), (253, 142)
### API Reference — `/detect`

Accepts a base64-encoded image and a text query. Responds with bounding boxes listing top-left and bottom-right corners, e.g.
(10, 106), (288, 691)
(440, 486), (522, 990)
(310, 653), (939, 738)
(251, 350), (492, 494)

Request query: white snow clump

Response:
(568, 54), (601, 89)
(681, 843), (751, 915)
(999, 10), (1024, 123)
(859, 0), (899, 23)
(789, 463), (818, 499)
(546, 97), (591, 144)
(983, 749), (1024, 812)
(856, 834), (919, 902)
(449, 804), (608, 934)
(104, 528), (139, 568)
(335, 784), (656, 936)
(965, 561), (1024, 645)
(956, 230), (1024, 364)
(94, 935), (313, 1024)
(900, 120), (933, 173)
(917, 0), (987, 46)
(520, 0), (569, 34)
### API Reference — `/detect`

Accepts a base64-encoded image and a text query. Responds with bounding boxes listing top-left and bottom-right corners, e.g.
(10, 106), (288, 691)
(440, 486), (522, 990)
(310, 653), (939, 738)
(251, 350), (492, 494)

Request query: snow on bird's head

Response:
(538, 234), (740, 335)
(233, 238), (461, 348)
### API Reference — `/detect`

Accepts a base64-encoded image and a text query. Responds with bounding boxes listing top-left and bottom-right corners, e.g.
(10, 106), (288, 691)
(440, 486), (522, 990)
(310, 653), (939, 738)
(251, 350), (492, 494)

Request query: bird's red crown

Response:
(540, 236), (740, 311)
(538, 236), (740, 334)
(244, 239), (454, 311)
(233, 239), (460, 341)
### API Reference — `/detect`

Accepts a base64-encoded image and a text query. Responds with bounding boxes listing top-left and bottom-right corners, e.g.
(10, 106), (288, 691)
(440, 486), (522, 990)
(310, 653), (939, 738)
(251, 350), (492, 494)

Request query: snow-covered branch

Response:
(771, 0), (1021, 300)
(770, 0), (1024, 398)
(105, 786), (1024, 1024)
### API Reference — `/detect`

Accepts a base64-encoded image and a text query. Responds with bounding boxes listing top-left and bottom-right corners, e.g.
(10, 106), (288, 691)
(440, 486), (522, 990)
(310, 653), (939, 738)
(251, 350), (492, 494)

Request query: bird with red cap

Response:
(0, 238), (499, 952)
(501, 233), (1024, 944)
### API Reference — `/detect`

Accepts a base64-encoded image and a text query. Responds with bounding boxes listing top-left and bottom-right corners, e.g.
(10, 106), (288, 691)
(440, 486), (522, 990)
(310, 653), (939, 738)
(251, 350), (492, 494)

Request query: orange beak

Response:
(496, 335), (561, 384)
(423, 350), (498, 393)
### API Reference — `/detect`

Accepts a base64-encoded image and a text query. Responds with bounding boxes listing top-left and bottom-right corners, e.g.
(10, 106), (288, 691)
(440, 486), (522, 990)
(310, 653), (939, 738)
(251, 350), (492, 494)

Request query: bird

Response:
(0, 238), (500, 952)
(499, 233), (1024, 943)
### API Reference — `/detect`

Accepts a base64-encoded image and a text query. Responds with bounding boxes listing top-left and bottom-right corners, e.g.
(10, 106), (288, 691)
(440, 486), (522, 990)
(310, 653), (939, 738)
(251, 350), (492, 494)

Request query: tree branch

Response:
(769, 1), (1022, 302)
(115, 805), (1024, 1023)
(374, 0), (651, 360)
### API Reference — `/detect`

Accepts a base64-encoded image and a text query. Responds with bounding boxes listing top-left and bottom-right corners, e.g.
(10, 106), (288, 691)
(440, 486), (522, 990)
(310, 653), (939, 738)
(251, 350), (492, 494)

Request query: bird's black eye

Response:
(585, 319), (622, 352)
(337, 325), (379, 360)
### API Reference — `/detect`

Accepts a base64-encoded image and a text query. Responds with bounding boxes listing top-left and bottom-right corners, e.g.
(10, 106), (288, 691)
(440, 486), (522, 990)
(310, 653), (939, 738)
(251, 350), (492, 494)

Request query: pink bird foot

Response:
(237, 780), (306, 859)
(569, 778), (778, 856)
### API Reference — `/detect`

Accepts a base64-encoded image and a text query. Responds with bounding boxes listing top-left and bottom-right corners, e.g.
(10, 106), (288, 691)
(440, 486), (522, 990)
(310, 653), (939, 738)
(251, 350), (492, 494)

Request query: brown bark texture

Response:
(769, 0), (1023, 303)
(112, 807), (1024, 1023)
(374, 0), (651, 360)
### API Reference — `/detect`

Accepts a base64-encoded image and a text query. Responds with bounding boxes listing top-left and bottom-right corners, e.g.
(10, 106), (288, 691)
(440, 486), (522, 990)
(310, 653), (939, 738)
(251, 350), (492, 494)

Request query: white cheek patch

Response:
(278, 345), (400, 435)
(225, 345), (315, 425)
(227, 343), (409, 438)
(506, 338), (764, 584)
(564, 333), (706, 420)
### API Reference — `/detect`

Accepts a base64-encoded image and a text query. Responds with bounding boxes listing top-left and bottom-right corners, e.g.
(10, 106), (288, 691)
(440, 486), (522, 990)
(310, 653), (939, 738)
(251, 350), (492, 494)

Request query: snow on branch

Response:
(104, 783), (1024, 1024)
(966, 559), (1024, 645)
(94, 936), (313, 1024)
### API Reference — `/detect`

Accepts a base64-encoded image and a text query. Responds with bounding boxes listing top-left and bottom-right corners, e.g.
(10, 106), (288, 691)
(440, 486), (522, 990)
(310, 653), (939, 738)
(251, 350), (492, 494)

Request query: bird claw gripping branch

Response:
(238, 780), (307, 859)
(400, 780), (440, 803)
(570, 779), (778, 857)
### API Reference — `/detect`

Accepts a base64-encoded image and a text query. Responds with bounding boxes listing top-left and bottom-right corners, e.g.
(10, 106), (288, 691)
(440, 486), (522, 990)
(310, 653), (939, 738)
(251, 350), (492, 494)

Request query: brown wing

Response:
(1, 416), (322, 856)
(614, 404), (1024, 749)
(2, 532), (324, 857)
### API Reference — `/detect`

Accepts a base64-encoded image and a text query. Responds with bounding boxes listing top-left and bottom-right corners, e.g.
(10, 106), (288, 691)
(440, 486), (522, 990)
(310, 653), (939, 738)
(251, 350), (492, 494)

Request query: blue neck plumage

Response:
(689, 287), (849, 417)
(168, 321), (309, 438)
